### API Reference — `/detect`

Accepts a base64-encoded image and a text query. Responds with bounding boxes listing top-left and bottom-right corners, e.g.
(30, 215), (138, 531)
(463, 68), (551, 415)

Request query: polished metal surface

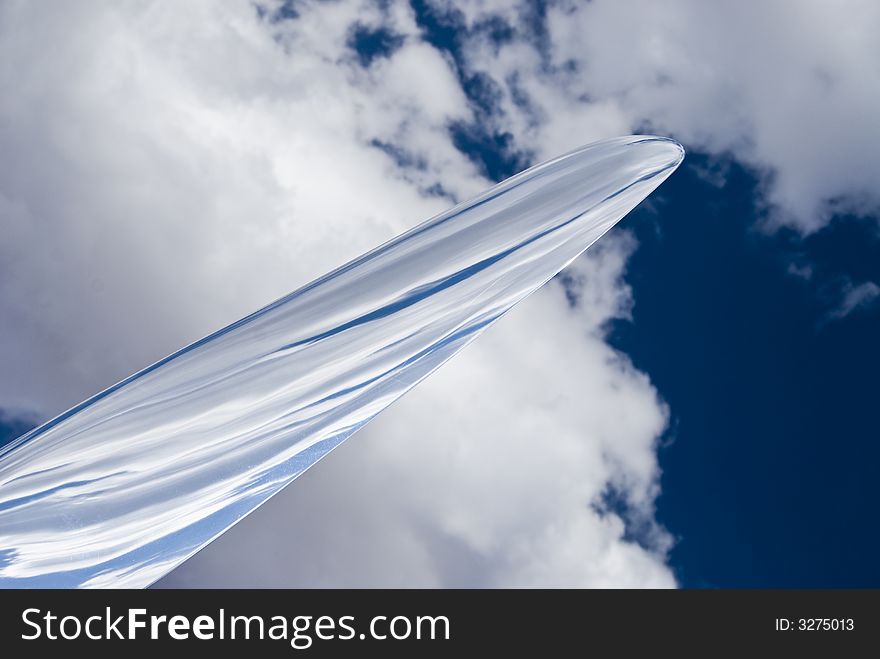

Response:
(0, 136), (684, 588)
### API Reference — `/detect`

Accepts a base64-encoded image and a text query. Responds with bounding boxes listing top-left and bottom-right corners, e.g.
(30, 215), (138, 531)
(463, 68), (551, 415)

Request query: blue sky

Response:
(616, 158), (880, 587)
(391, 1), (880, 587)
(1, 1), (878, 587)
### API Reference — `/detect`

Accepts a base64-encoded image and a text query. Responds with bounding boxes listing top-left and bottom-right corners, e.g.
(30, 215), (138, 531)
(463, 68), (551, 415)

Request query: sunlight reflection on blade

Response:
(0, 135), (683, 588)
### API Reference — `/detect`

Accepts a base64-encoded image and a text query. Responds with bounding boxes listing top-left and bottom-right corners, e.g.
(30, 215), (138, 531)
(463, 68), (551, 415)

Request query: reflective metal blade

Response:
(0, 136), (684, 588)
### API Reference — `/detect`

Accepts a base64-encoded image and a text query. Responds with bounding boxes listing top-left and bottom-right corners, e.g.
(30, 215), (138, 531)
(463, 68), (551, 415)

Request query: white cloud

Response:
(0, 0), (673, 587)
(787, 263), (814, 282)
(446, 0), (880, 233)
(827, 280), (880, 321)
(0, 0), (479, 414)
(161, 231), (673, 588)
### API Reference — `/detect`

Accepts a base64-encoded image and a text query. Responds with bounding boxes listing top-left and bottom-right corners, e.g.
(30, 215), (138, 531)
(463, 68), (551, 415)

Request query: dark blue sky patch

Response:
(450, 122), (531, 182)
(348, 24), (405, 67)
(410, 2), (500, 119)
(474, 13), (516, 49)
(610, 152), (880, 587)
(461, 70), (504, 117)
(0, 410), (37, 451)
(411, 0), (533, 181)
(411, 0), (464, 57)
(593, 482), (668, 553)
